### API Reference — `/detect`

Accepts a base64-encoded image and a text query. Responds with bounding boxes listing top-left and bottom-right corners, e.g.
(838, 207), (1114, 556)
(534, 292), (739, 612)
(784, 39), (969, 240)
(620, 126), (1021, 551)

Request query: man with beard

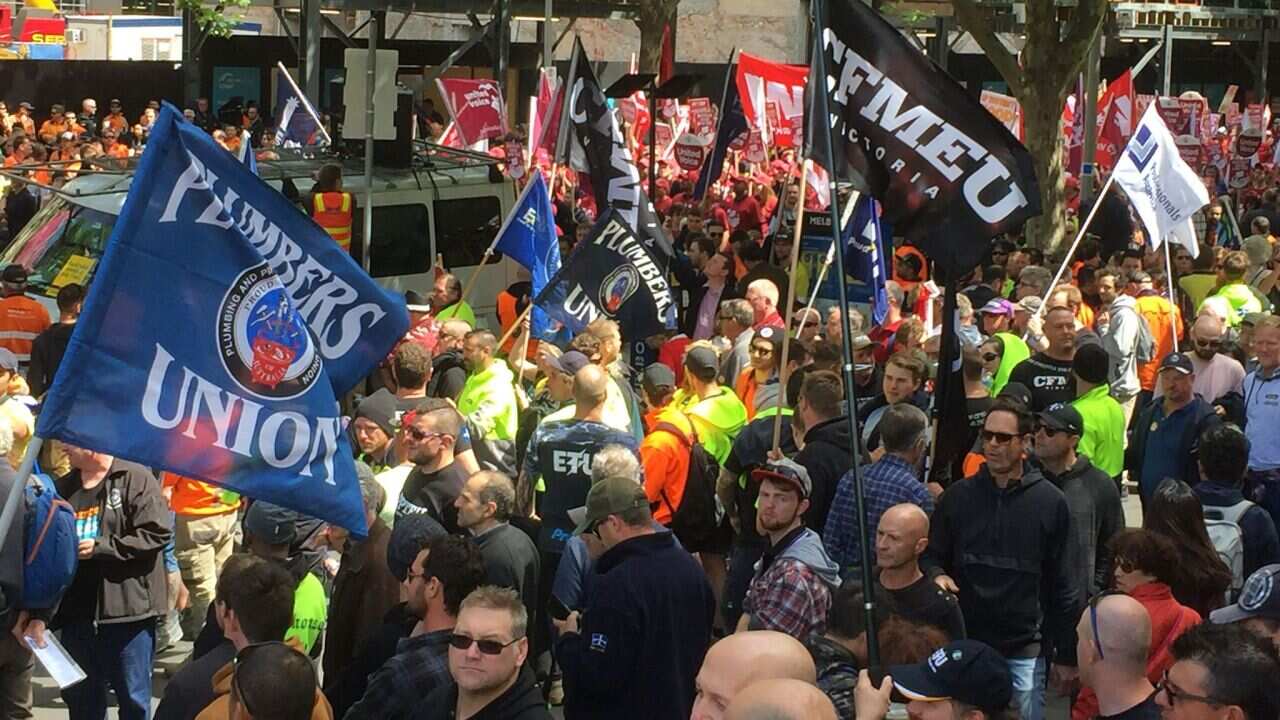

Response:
(739, 459), (841, 640)
(1156, 314), (1245, 405)
(926, 398), (1077, 720)
(1007, 306), (1078, 411)
(457, 330), (519, 444)
(396, 398), (469, 533)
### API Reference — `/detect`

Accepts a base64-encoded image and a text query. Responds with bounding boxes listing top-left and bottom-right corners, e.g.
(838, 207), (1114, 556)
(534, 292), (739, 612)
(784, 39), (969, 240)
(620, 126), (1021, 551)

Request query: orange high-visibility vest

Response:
(312, 192), (353, 250)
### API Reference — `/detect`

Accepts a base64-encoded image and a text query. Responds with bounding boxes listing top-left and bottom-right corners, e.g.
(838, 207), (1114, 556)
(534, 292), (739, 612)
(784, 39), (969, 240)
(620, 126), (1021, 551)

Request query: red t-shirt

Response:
(727, 196), (762, 232)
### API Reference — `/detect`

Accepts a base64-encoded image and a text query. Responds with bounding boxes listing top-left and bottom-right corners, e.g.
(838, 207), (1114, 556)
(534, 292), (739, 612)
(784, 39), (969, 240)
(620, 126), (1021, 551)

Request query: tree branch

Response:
(951, 0), (1024, 97)
(1059, 0), (1108, 64)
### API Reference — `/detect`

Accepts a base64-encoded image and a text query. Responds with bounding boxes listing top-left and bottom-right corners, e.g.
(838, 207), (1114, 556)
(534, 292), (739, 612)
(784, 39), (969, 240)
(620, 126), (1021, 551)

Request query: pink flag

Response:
(436, 77), (509, 146)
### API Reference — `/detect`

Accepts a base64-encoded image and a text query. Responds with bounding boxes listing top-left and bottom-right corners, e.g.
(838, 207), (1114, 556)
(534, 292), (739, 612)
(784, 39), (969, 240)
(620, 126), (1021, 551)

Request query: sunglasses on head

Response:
(449, 633), (521, 655)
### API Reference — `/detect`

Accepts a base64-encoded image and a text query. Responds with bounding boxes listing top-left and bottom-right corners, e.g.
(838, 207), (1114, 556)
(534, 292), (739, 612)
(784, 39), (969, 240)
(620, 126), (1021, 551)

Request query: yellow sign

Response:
(47, 254), (95, 295)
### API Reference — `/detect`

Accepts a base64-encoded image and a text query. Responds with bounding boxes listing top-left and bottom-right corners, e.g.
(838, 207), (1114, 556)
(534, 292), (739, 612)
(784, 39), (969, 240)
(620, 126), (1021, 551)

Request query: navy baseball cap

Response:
(1038, 403), (1084, 436)
(1159, 352), (1194, 376)
(890, 641), (1012, 714)
(1211, 564), (1280, 625)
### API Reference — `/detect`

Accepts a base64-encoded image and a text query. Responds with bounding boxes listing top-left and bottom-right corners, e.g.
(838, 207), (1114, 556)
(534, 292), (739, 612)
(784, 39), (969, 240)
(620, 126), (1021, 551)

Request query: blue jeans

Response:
(1006, 656), (1046, 720)
(60, 618), (156, 720)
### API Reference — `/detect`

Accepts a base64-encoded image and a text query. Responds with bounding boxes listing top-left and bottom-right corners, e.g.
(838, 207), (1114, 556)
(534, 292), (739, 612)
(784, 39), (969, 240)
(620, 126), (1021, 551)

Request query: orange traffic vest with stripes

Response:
(0, 295), (51, 363)
(312, 192), (353, 250)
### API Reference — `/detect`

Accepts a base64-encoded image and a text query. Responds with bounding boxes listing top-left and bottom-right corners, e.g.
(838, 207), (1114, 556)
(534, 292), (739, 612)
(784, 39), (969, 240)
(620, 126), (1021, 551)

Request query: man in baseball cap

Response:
(889, 640), (1013, 720)
(979, 298), (1016, 336)
(739, 459), (840, 640)
(1211, 564), (1280, 650)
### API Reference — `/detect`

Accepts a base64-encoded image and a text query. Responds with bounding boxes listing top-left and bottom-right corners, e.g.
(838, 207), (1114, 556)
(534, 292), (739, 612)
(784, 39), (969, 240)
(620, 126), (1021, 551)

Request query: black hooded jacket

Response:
(924, 462), (1079, 662)
(794, 416), (855, 531)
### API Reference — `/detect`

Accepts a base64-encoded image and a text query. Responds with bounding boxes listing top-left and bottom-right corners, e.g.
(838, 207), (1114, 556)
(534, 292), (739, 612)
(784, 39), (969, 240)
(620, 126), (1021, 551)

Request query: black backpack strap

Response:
(652, 414), (699, 518)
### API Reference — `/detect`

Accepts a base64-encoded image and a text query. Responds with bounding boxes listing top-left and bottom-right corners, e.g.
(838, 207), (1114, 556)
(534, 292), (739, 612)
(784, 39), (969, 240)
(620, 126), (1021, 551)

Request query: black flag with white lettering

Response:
(563, 37), (673, 261)
(534, 208), (677, 340)
(811, 0), (1040, 273)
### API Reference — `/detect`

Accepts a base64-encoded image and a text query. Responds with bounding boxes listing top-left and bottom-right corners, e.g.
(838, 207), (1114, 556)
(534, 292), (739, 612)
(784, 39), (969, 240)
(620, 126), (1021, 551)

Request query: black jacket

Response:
(429, 349), (468, 402)
(1036, 456), (1123, 600)
(473, 523), (540, 636)
(421, 666), (551, 720)
(556, 531), (714, 720)
(53, 460), (171, 627)
(925, 462), (1079, 661)
(794, 416), (854, 532)
(1125, 396), (1219, 492)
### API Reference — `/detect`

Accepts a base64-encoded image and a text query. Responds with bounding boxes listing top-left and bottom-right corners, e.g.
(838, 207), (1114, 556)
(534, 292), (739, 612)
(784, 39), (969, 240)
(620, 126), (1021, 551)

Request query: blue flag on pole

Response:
(845, 195), (890, 326)
(274, 68), (323, 147)
(37, 104), (409, 537)
(492, 174), (561, 338)
(694, 59), (748, 202)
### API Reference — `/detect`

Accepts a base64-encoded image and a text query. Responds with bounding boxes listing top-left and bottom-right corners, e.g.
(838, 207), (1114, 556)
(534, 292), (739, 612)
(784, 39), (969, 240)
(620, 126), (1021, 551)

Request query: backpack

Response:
(21, 472), (78, 610)
(1122, 306), (1157, 364)
(653, 418), (721, 550)
(1204, 499), (1251, 595)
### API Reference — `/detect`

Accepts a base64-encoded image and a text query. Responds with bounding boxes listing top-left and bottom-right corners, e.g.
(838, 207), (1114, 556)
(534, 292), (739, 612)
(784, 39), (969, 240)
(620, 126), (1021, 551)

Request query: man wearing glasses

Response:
(925, 398), (1077, 720)
(1075, 584), (1160, 718)
(396, 399), (469, 533)
(346, 535), (486, 720)
(1159, 314), (1245, 406)
(422, 586), (551, 720)
(1154, 623), (1280, 720)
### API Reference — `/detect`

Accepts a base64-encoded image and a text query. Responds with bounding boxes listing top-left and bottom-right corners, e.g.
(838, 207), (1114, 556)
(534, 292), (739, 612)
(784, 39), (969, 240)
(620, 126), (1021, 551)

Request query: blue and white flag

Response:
(492, 174), (561, 338)
(845, 195), (890, 326)
(274, 67), (326, 148)
(1112, 102), (1210, 257)
(237, 130), (257, 174)
(37, 104), (408, 537)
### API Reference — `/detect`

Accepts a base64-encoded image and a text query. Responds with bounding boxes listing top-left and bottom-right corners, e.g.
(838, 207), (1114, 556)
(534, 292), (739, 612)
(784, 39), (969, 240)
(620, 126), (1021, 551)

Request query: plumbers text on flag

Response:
(37, 104), (409, 537)
(492, 173), (561, 338)
(533, 209), (676, 340)
(812, 0), (1040, 272)
(1112, 102), (1211, 257)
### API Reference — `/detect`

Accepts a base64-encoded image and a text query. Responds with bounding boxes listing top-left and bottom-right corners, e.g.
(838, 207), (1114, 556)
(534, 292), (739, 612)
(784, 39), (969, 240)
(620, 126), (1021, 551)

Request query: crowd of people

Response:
(0, 86), (1280, 720)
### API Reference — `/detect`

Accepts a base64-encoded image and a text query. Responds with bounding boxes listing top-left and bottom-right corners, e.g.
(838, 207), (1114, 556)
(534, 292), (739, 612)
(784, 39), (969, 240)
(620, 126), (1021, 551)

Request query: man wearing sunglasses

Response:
(346, 535), (486, 720)
(422, 586), (550, 720)
(1162, 315), (1245, 405)
(1155, 622), (1280, 720)
(1076, 592), (1160, 719)
(925, 398), (1077, 720)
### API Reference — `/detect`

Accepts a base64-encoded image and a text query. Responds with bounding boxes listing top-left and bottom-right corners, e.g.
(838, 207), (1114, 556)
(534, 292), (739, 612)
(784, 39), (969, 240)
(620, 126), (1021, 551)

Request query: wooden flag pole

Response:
(771, 162), (811, 453)
(496, 304), (534, 349)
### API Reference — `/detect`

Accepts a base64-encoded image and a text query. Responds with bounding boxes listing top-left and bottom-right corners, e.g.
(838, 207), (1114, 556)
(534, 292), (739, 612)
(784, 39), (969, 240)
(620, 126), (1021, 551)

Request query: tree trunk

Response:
(1021, 82), (1067, 252)
(634, 0), (678, 75)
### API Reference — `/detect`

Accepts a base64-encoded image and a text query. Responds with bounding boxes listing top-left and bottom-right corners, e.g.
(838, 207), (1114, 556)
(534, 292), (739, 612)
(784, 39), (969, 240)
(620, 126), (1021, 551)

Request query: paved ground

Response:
(30, 492), (1144, 718)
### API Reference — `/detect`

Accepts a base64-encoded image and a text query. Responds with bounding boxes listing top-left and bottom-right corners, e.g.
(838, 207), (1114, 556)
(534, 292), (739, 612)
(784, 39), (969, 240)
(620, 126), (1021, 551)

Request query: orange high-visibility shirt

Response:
(0, 294), (51, 363)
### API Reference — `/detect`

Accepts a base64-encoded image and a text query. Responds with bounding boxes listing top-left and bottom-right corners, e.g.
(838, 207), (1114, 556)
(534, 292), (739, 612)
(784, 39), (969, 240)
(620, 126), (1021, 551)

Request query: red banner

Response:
(1156, 97), (1185, 135)
(1229, 157), (1251, 189)
(1244, 104), (1267, 132)
(744, 130), (766, 164)
(436, 78), (509, 146)
(673, 133), (706, 171)
(1236, 130), (1263, 158)
(735, 52), (808, 147)
(689, 97), (716, 136)
(1095, 70), (1134, 171)
(1175, 135), (1203, 172)
(532, 69), (562, 155)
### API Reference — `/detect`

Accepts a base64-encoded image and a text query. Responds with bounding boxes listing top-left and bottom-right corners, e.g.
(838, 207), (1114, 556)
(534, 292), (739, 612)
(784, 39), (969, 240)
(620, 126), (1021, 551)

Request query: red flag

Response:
(533, 69), (562, 156)
(1095, 70), (1134, 171)
(435, 77), (509, 146)
(735, 52), (808, 147)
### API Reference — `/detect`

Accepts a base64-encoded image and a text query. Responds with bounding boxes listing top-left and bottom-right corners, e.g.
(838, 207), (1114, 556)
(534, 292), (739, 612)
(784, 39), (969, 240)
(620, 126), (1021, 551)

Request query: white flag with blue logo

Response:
(1112, 102), (1211, 257)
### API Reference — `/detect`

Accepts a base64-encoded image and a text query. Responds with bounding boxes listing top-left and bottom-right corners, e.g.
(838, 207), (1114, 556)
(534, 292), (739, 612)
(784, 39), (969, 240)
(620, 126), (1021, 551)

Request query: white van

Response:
(1, 150), (519, 328)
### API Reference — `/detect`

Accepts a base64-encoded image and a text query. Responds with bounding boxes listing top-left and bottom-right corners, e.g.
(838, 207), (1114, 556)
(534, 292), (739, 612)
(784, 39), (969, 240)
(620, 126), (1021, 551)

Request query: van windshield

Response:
(0, 196), (115, 297)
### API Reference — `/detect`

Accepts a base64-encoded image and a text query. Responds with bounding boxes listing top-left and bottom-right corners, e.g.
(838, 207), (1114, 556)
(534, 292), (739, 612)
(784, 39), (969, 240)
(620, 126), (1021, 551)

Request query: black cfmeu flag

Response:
(534, 209), (677, 341)
(563, 37), (673, 261)
(810, 0), (1040, 274)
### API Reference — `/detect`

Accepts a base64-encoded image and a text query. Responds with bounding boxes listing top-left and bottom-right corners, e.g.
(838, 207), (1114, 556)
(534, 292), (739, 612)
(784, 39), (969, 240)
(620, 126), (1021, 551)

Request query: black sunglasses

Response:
(981, 429), (1021, 445)
(448, 633), (522, 655)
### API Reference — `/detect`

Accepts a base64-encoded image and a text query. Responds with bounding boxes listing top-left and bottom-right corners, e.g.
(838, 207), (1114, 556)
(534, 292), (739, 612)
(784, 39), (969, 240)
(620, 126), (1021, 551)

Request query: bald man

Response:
(744, 279), (783, 330)
(1161, 313), (1246, 403)
(724, 679), (838, 720)
(875, 504), (965, 640)
(1077, 594), (1159, 718)
(691, 631), (816, 720)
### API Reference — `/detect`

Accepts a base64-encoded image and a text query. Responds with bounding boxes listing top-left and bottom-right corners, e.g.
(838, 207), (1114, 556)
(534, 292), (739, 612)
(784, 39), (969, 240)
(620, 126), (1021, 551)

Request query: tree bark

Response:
(634, 0), (679, 75)
(951, 0), (1107, 253)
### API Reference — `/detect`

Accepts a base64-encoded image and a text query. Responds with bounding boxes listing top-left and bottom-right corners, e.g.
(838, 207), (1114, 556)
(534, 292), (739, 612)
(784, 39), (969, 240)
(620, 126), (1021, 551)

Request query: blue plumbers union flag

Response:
(37, 104), (408, 538)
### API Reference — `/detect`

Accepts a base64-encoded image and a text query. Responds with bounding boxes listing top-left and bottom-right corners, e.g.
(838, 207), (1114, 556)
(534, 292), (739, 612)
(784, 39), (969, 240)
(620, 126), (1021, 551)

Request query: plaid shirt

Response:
(344, 628), (452, 720)
(822, 454), (933, 570)
(743, 528), (834, 639)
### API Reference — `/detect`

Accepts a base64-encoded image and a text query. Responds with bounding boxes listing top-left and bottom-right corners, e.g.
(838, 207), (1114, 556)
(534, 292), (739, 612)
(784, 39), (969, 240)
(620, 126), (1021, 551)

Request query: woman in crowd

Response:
(1143, 478), (1232, 617)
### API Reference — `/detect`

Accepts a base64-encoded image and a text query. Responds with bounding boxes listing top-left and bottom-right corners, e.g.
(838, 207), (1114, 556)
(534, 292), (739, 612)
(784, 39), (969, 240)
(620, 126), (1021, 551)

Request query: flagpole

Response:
(1033, 171), (1118, 325)
(275, 61), (332, 146)
(497, 304), (535, 349)
(811, 0), (879, 666)
(1163, 239), (1181, 353)
(772, 162), (810, 453)
(456, 176), (543, 314)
